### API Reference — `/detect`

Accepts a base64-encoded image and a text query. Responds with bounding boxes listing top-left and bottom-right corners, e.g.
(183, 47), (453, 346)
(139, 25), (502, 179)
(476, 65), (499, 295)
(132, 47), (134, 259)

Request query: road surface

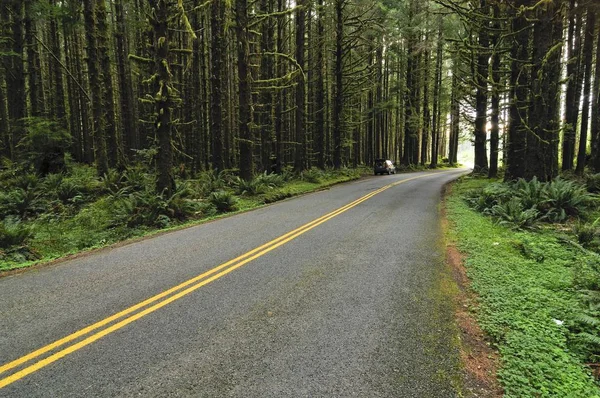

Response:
(0, 168), (467, 397)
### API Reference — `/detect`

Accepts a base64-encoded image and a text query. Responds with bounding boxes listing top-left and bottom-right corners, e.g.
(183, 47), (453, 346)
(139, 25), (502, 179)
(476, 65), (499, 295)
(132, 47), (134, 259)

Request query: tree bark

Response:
(524, 1), (562, 181)
(488, 3), (501, 178)
(210, 0), (225, 171)
(591, 14), (600, 172)
(236, 0), (253, 180)
(294, 0), (307, 172)
(83, 0), (109, 176)
(148, 0), (175, 195)
(473, 0), (489, 173)
(114, 0), (138, 161)
(562, 1), (582, 171)
(575, 9), (595, 174)
(505, 0), (530, 181)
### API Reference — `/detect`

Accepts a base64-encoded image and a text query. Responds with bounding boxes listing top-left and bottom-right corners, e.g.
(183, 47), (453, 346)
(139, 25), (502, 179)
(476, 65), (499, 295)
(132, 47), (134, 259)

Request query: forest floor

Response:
(444, 176), (600, 397)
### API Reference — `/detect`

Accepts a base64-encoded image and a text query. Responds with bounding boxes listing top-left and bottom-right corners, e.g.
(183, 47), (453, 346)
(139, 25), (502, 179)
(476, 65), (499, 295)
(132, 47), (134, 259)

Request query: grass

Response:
(446, 176), (600, 397)
(0, 166), (370, 272)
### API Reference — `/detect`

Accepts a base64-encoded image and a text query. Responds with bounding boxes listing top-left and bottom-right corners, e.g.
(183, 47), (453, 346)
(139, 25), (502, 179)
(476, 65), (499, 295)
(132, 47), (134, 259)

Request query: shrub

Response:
(121, 167), (153, 191)
(197, 169), (228, 195)
(208, 191), (238, 213)
(56, 180), (84, 204)
(542, 178), (591, 222)
(465, 182), (512, 212)
(99, 169), (122, 194)
(255, 171), (285, 188)
(489, 198), (540, 229)
(514, 177), (545, 210)
(0, 188), (45, 219)
(0, 220), (32, 248)
(300, 168), (323, 183)
(232, 177), (268, 196)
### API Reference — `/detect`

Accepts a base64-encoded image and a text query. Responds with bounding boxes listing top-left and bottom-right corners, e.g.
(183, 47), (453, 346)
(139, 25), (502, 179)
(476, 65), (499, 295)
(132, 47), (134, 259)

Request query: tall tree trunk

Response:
(332, 0), (344, 169)
(210, 0), (225, 170)
(449, 58), (460, 165)
(83, 0), (109, 176)
(403, 0), (418, 166)
(148, 0), (175, 195)
(236, 0), (253, 180)
(524, 1), (562, 181)
(25, 1), (43, 117)
(562, 1), (582, 171)
(421, 47), (431, 166)
(6, 0), (25, 155)
(505, 0), (530, 181)
(315, 0), (325, 169)
(575, 9), (595, 174)
(0, 6), (12, 159)
(474, 0), (489, 173)
(488, 3), (501, 178)
(430, 19), (443, 168)
(63, 19), (82, 161)
(259, 0), (275, 173)
(97, 0), (119, 168)
(591, 14), (600, 172)
(294, 0), (307, 172)
(114, 0), (138, 161)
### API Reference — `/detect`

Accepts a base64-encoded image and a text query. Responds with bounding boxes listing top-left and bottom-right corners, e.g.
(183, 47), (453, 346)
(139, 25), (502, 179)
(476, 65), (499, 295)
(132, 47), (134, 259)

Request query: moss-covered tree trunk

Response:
(575, 9), (595, 175)
(402, 0), (419, 166)
(421, 46), (431, 166)
(473, 0), (489, 173)
(114, 0), (138, 162)
(97, 0), (120, 168)
(591, 14), (600, 172)
(430, 19), (443, 169)
(236, 0), (253, 181)
(6, 0), (25, 157)
(562, 1), (583, 171)
(25, 1), (44, 117)
(332, 0), (343, 169)
(210, 0), (225, 171)
(505, 0), (530, 182)
(294, 0), (307, 172)
(0, 5), (12, 160)
(83, 0), (109, 176)
(148, 0), (175, 196)
(524, 1), (562, 181)
(314, 0), (325, 169)
(488, 3), (501, 179)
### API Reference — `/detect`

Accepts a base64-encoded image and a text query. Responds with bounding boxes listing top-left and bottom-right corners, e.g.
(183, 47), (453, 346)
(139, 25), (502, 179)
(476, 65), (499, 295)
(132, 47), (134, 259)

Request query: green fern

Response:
(208, 191), (238, 213)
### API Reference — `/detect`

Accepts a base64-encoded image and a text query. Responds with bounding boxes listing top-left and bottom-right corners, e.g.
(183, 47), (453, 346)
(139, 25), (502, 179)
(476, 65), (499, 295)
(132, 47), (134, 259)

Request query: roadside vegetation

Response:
(0, 156), (368, 272)
(447, 174), (600, 396)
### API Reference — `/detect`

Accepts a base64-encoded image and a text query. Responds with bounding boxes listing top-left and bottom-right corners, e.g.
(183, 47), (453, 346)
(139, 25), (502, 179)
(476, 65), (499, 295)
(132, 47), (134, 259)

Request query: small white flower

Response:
(492, 242), (500, 246)
(552, 318), (564, 326)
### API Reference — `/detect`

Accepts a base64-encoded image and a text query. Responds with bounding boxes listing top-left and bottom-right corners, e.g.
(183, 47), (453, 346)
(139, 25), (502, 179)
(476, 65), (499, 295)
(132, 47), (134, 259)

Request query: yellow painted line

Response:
(0, 171), (449, 389)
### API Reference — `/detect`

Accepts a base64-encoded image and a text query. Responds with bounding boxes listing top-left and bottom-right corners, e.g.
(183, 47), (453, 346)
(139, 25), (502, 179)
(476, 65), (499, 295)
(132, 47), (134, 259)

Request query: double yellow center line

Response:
(0, 171), (446, 389)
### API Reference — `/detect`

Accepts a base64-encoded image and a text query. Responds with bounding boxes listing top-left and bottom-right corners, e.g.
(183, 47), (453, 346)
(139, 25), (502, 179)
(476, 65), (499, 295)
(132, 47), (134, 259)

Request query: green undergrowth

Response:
(0, 164), (370, 272)
(447, 176), (600, 397)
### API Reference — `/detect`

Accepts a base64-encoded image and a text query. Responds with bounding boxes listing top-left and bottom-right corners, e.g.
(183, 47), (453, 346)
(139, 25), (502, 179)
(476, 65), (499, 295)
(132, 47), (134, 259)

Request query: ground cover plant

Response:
(447, 176), (600, 396)
(0, 160), (367, 272)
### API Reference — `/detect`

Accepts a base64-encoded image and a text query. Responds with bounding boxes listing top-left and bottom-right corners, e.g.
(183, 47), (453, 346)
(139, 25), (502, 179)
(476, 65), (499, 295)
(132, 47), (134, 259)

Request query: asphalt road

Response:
(0, 168), (467, 397)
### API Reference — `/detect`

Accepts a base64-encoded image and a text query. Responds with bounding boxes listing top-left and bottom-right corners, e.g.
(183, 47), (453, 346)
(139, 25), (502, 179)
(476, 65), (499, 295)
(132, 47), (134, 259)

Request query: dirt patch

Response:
(442, 186), (503, 398)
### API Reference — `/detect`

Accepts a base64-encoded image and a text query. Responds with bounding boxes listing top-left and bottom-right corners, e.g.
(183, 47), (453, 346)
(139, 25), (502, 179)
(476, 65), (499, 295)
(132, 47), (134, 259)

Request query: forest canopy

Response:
(0, 0), (598, 188)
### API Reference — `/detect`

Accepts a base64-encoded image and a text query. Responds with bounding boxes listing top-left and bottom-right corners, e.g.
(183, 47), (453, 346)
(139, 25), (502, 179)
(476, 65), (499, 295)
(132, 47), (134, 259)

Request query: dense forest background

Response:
(0, 0), (599, 193)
